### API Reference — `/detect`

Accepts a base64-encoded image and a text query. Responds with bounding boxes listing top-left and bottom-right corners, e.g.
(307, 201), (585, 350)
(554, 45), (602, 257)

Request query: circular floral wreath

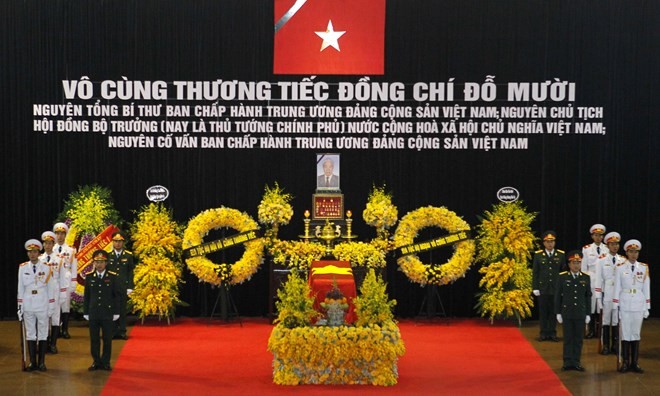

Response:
(393, 206), (475, 286)
(183, 207), (265, 286)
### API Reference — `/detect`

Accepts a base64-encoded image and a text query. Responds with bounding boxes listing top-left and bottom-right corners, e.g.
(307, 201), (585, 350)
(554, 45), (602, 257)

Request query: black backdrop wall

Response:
(2, 0), (658, 319)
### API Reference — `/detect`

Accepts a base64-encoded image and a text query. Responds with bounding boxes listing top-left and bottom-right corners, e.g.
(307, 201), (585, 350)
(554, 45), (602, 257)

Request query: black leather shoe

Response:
(631, 365), (644, 373)
(585, 332), (594, 339)
(120, 334), (128, 340)
(48, 345), (58, 354)
(619, 363), (629, 373)
(102, 365), (112, 371)
(549, 336), (560, 342)
(38, 364), (47, 372)
(574, 365), (585, 372)
(600, 347), (609, 355)
(25, 363), (36, 372)
(88, 363), (100, 371)
(61, 331), (71, 339)
(561, 366), (571, 371)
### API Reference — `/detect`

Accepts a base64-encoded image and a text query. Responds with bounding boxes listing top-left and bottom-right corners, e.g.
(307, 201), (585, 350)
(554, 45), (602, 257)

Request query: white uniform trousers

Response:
(24, 310), (49, 341)
(619, 310), (643, 341)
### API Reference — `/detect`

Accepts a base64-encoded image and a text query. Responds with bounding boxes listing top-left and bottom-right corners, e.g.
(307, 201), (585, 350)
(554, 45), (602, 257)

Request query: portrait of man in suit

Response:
(316, 154), (340, 190)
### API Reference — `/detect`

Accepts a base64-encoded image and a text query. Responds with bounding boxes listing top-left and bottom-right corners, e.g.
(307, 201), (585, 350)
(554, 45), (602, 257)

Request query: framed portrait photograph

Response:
(316, 153), (340, 191)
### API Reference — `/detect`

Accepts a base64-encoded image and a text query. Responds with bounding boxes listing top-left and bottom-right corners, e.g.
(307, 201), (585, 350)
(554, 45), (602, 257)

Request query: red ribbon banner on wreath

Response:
(76, 224), (119, 285)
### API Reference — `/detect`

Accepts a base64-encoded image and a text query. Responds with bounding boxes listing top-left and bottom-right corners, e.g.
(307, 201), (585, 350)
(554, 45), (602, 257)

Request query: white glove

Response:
(17, 306), (23, 322)
(644, 310), (649, 319)
(585, 315), (591, 324)
(83, 315), (89, 321)
(556, 314), (563, 324)
(533, 290), (540, 296)
(113, 314), (119, 321)
(596, 298), (603, 311)
(127, 289), (133, 296)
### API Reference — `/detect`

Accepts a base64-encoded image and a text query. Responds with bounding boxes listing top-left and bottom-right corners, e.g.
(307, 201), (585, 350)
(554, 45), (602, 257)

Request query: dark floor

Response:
(0, 317), (658, 395)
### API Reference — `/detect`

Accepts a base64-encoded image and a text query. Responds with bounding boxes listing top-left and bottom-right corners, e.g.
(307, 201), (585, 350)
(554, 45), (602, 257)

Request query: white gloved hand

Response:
(127, 289), (133, 296)
(533, 290), (540, 296)
(585, 315), (591, 324)
(644, 310), (649, 319)
(556, 314), (563, 324)
(83, 315), (89, 321)
(17, 305), (23, 322)
(596, 298), (603, 311)
(113, 315), (119, 321)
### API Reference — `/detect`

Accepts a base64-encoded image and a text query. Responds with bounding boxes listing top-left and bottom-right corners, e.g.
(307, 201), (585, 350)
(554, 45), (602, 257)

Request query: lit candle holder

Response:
(343, 209), (356, 240)
(300, 210), (312, 240)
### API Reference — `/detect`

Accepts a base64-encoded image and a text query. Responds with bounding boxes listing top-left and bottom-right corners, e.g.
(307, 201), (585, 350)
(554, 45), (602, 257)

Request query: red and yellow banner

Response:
(76, 224), (119, 281)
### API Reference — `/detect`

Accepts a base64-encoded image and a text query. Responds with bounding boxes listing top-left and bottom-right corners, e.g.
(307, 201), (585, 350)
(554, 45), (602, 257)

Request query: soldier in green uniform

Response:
(107, 231), (135, 340)
(555, 250), (592, 371)
(83, 250), (120, 371)
(532, 231), (566, 341)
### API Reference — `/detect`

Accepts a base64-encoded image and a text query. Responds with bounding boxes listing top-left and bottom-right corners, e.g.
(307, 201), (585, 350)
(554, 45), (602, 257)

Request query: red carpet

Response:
(102, 318), (569, 395)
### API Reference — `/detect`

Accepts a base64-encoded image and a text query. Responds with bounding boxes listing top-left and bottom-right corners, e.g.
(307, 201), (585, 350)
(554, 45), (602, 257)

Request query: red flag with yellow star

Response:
(274, 0), (386, 75)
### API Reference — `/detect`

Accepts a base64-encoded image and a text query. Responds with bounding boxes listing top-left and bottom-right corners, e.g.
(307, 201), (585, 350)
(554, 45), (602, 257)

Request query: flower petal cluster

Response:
(58, 185), (121, 236)
(332, 241), (387, 268)
(183, 207), (265, 286)
(474, 201), (536, 321)
(393, 206), (475, 286)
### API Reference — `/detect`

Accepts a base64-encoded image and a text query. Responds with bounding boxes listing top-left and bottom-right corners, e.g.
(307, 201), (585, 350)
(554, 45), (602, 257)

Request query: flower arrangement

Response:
(129, 203), (183, 322)
(273, 270), (319, 329)
(393, 206), (475, 286)
(474, 201), (536, 323)
(57, 185), (122, 306)
(269, 239), (327, 271)
(319, 282), (349, 327)
(258, 183), (294, 239)
(57, 184), (122, 237)
(354, 269), (396, 326)
(268, 322), (405, 386)
(362, 184), (398, 236)
(182, 207), (265, 286)
(332, 240), (388, 268)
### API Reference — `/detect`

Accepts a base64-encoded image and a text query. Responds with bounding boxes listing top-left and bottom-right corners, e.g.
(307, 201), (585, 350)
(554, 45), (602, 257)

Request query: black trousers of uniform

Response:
(538, 294), (557, 337)
(115, 293), (128, 336)
(89, 317), (114, 366)
(562, 318), (584, 366)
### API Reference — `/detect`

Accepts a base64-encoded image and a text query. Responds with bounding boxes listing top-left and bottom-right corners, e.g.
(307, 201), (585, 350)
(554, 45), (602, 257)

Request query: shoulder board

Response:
(639, 262), (648, 267)
(598, 253), (607, 259)
(19, 261), (29, 267)
(617, 262), (626, 267)
(108, 270), (118, 276)
(580, 271), (589, 276)
(535, 249), (543, 253)
(124, 250), (132, 254)
(85, 270), (95, 276)
(557, 249), (565, 253)
(617, 254), (626, 259)
(559, 271), (568, 275)
(582, 244), (591, 249)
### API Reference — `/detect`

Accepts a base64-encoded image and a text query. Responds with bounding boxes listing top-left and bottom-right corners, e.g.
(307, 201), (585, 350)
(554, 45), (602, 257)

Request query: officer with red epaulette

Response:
(40, 231), (66, 354)
(17, 239), (56, 371)
(594, 231), (625, 355)
(613, 239), (651, 373)
(582, 224), (606, 338)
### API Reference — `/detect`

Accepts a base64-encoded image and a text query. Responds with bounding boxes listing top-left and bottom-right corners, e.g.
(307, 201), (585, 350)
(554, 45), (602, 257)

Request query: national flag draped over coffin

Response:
(274, 0), (386, 75)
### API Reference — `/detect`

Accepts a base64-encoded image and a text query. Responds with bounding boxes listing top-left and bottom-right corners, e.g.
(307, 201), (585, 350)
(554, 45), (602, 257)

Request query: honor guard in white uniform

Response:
(40, 231), (65, 354)
(582, 223), (606, 338)
(613, 239), (650, 373)
(594, 232), (625, 355)
(53, 222), (78, 339)
(17, 239), (56, 371)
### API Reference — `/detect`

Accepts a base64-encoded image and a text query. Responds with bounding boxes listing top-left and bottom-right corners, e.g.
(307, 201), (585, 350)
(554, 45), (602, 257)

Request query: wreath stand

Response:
(418, 284), (447, 318)
(209, 284), (243, 327)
